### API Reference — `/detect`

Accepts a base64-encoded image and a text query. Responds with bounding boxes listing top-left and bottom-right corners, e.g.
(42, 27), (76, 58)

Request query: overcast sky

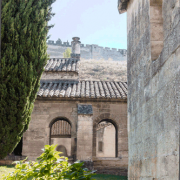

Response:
(47, 0), (127, 49)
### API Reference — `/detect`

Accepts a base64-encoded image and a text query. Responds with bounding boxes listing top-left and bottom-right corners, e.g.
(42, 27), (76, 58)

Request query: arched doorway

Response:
(96, 120), (118, 157)
(50, 118), (71, 157)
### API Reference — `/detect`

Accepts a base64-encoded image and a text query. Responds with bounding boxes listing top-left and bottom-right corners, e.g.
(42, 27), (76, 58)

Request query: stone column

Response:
(77, 104), (93, 161)
(71, 37), (81, 59)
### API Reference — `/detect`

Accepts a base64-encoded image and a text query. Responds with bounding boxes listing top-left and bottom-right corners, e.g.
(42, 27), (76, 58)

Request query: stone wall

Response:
(77, 114), (93, 161)
(22, 99), (128, 175)
(126, 0), (180, 179)
(47, 41), (127, 61)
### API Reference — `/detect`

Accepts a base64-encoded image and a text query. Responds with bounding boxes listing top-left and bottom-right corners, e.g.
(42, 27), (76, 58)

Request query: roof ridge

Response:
(79, 79), (126, 83)
(37, 80), (128, 99)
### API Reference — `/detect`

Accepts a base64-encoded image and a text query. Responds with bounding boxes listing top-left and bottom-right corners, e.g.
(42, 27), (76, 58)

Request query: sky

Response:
(47, 0), (127, 49)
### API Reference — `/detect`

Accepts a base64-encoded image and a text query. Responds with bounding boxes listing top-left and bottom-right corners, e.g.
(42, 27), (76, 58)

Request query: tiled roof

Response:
(37, 80), (127, 99)
(44, 58), (79, 73)
(118, 0), (129, 14)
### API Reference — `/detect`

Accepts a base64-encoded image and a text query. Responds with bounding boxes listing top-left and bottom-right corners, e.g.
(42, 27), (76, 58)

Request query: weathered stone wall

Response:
(22, 100), (128, 174)
(77, 114), (93, 161)
(22, 101), (78, 161)
(47, 43), (127, 61)
(126, 0), (180, 179)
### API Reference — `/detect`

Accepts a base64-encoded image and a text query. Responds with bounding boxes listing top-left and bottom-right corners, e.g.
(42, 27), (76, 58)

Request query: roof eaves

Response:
(118, 0), (129, 14)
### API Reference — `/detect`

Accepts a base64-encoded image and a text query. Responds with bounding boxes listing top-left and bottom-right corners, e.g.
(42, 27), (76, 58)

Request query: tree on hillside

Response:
(0, 0), (56, 159)
(63, 48), (72, 58)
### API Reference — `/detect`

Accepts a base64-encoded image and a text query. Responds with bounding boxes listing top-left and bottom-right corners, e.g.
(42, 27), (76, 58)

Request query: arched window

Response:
(50, 119), (71, 138)
(96, 120), (117, 157)
(50, 118), (71, 157)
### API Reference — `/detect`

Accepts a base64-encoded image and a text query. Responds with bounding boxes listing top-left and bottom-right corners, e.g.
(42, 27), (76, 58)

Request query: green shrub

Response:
(63, 48), (72, 58)
(3, 144), (95, 180)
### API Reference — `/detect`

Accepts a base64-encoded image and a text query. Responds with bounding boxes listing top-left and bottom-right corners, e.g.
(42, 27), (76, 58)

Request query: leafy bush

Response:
(3, 145), (95, 180)
(63, 48), (72, 58)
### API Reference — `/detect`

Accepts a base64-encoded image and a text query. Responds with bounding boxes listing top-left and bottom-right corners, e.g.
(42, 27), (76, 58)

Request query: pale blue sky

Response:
(48, 0), (127, 49)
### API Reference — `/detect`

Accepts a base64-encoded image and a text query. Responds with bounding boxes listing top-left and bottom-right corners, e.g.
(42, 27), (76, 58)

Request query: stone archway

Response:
(56, 145), (68, 157)
(49, 118), (72, 157)
(96, 120), (116, 157)
(93, 114), (119, 158)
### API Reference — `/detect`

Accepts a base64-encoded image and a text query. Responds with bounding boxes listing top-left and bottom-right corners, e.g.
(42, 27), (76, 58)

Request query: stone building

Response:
(19, 37), (128, 175)
(47, 38), (127, 61)
(118, 0), (179, 179)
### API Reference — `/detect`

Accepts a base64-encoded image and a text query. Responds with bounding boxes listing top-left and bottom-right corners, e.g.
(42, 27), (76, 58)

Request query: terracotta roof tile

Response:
(70, 83), (76, 97)
(99, 81), (105, 98)
(54, 82), (62, 97)
(44, 58), (79, 73)
(85, 81), (90, 98)
(43, 82), (53, 97)
(75, 82), (81, 97)
(110, 82), (121, 98)
(90, 81), (95, 98)
(102, 81), (111, 98)
(38, 80), (127, 99)
(65, 83), (71, 97)
(81, 81), (86, 98)
(48, 83), (58, 97)
(94, 81), (100, 98)
(59, 82), (67, 97)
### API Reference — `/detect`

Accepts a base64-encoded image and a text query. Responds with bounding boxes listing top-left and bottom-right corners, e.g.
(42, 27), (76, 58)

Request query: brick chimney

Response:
(71, 37), (81, 59)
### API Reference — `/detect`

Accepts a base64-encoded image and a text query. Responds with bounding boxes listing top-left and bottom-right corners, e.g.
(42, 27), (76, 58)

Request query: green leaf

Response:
(27, 177), (34, 180)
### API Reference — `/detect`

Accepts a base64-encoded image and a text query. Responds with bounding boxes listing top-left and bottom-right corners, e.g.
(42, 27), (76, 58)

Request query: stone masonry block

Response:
(78, 104), (93, 115)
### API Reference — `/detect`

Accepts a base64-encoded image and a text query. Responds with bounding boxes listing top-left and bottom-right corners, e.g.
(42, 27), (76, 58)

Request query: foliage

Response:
(63, 48), (72, 58)
(0, 166), (15, 180)
(3, 144), (95, 180)
(0, 0), (56, 158)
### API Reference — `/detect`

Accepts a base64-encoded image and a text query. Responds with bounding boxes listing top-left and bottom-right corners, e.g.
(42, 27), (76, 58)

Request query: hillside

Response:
(79, 59), (127, 82)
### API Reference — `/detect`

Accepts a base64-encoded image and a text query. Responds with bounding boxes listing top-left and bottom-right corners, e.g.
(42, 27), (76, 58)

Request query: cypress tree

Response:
(0, 0), (56, 159)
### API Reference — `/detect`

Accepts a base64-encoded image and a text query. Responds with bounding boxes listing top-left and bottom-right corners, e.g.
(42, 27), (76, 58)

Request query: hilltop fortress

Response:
(47, 38), (127, 61)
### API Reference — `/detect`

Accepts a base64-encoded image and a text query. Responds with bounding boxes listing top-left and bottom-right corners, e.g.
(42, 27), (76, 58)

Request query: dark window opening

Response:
(13, 137), (23, 156)
(98, 141), (103, 152)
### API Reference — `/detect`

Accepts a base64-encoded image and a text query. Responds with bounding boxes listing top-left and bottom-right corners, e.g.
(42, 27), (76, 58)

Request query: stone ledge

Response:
(93, 157), (121, 161)
(118, 0), (129, 14)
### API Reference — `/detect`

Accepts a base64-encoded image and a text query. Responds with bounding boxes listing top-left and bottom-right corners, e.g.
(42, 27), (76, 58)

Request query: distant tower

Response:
(71, 37), (81, 59)
(56, 38), (62, 45)
(67, 40), (69, 46)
